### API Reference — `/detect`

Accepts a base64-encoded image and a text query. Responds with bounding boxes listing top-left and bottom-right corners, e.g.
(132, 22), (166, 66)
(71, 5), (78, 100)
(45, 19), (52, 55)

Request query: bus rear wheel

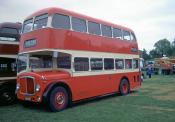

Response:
(119, 79), (130, 96)
(49, 87), (68, 112)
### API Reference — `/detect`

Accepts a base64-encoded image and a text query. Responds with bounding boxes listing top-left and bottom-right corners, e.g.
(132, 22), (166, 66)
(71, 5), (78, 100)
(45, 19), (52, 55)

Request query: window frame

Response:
(104, 58), (114, 70)
(115, 59), (124, 70)
(123, 30), (131, 41)
(133, 59), (139, 69)
(22, 18), (33, 33)
(130, 32), (137, 42)
(101, 24), (112, 37)
(125, 59), (133, 69)
(0, 27), (18, 35)
(88, 21), (101, 36)
(33, 13), (48, 30)
(113, 28), (123, 40)
(90, 58), (103, 71)
(29, 54), (53, 69)
(74, 57), (89, 71)
(57, 53), (71, 69)
(71, 17), (87, 33)
(51, 13), (71, 30)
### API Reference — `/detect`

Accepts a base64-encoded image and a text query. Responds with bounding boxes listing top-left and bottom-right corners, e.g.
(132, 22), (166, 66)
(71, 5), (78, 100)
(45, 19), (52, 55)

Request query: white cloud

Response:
(0, 0), (175, 51)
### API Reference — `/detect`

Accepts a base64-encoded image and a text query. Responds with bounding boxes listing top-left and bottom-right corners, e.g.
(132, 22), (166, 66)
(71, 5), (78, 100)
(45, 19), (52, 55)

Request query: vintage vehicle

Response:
(154, 57), (175, 75)
(0, 22), (21, 105)
(16, 7), (141, 111)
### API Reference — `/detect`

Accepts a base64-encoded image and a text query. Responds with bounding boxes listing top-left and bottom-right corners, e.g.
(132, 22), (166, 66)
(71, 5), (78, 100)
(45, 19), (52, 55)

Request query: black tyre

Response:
(0, 87), (16, 105)
(119, 79), (130, 96)
(48, 87), (69, 112)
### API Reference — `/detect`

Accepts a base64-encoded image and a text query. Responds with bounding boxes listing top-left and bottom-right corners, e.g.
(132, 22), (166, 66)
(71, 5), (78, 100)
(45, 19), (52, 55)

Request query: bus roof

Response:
(25, 7), (134, 32)
(0, 22), (22, 30)
(0, 22), (22, 39)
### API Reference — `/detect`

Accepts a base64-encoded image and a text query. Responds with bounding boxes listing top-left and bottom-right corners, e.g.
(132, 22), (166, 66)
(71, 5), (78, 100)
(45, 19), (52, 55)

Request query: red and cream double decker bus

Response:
(0, 22), (21, 105)
(16, 7), (141, 112)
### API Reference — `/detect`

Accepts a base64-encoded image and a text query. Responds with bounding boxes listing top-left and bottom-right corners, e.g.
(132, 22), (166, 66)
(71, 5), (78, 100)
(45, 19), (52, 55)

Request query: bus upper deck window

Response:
(123, 31), (131, 41)
(72, 17), (87, 33)
(101, 24), (112, 37)
(52, 13), (70, 29)
(131, 32), (137, 42)
(33, 14), (48, 30)
(88, 21), (101, 35)
(23, 19), (33, 33)
(113, 28), (122, 39)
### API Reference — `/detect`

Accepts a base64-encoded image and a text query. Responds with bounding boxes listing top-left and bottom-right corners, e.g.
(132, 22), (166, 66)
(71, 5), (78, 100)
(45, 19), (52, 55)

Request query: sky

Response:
(0, 0), (175, 51)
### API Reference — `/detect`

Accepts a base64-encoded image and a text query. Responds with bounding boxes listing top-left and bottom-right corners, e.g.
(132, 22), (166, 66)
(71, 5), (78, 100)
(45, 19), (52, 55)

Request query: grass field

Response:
(0, 75), (175, 122)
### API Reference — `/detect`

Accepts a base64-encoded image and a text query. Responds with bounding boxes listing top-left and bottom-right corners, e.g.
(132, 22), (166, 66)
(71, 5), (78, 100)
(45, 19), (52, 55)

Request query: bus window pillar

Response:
(89, 58), (91, 72)
(72, 57), (75, 72)
(52, 57), (57, 69)
(52, 52), (58, 69)
(102, 58), (104, 70)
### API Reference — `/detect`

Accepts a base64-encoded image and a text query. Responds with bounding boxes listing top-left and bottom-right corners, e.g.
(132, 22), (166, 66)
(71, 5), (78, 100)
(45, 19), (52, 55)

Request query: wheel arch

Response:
(119, 76), (130, 90)
(43, 81), (72, 104)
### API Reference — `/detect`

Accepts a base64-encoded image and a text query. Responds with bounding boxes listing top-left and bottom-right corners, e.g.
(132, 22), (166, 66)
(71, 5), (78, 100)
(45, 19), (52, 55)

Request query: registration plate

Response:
(25, 97), (31, 101)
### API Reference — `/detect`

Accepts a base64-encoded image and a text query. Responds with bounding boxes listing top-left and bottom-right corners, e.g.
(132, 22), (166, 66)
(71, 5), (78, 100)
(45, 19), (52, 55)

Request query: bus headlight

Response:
(15, 83), (20, 93)
(35, 84), (40, 92)
(16, 83), (20, 91)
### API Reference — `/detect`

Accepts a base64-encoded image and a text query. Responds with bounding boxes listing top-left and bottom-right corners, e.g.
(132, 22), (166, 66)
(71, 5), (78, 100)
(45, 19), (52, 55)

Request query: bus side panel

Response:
(66, 72), (140, 101)
(124, 72), (141, 91)
(0, 44), (18, 55)
(67, 74), (114, 101)
(20, 29), (139, 55)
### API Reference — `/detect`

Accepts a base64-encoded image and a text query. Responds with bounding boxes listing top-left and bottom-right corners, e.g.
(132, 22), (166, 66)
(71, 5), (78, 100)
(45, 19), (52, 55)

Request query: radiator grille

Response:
(19, 76), (35, 95)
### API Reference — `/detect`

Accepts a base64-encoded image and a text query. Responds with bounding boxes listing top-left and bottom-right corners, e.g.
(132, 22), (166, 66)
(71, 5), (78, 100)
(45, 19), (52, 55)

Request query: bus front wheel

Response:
(49, 87), (68, 112)
(119, 79), (130, 96)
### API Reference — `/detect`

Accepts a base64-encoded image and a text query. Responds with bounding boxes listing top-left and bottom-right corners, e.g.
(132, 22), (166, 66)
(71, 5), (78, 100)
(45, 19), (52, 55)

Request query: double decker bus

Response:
(0, 22), (21, 105)
(16, 7), (141, 112)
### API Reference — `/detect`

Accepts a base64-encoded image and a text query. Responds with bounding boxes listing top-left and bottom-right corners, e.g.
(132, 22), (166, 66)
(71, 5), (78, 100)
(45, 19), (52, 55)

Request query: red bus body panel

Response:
(20, 28), (138, 55)
(0, 44), (18, 55)
(17, 70), (140, 102)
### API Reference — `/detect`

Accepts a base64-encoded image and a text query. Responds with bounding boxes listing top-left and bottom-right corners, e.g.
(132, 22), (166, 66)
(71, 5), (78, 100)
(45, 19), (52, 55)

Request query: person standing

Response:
(147, 65), (152, 78)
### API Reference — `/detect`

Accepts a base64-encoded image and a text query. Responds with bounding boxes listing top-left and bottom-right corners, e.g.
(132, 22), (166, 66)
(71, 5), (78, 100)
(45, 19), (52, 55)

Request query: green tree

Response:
(140, 48), (150, 60)
(154, 39), (172, 57)
(149, 49), (159, 59)
(171, 39), (175, 56)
